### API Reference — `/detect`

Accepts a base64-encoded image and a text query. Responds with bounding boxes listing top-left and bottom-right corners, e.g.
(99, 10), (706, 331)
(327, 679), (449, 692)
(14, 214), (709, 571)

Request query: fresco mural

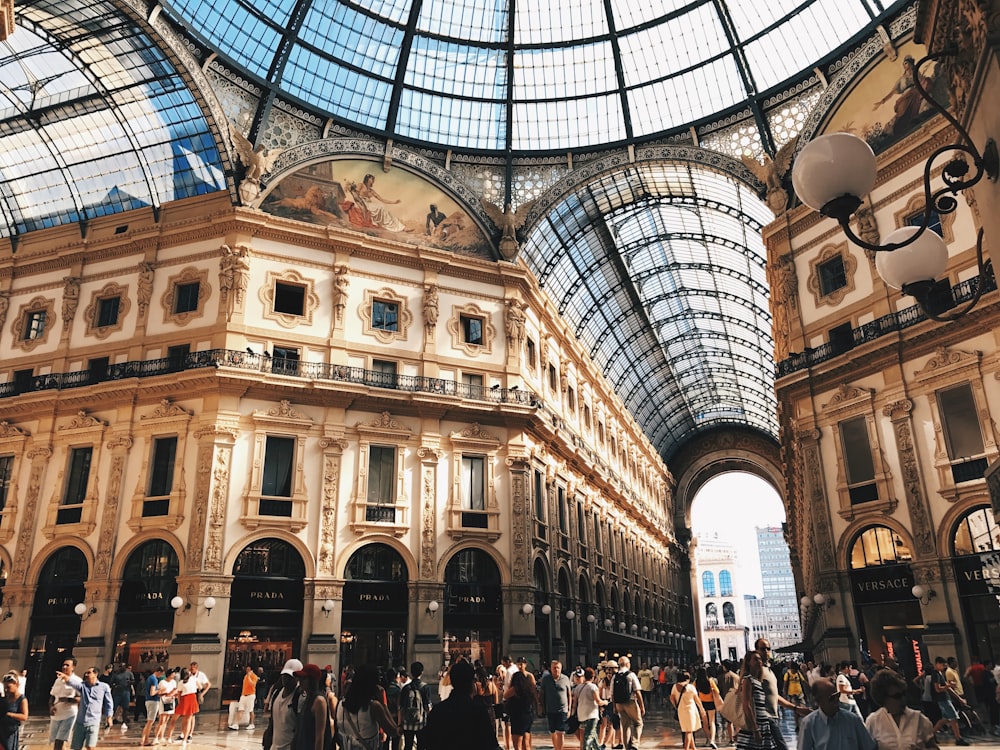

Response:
(822, 40), (950, 154)
(260, 159), (494, 259)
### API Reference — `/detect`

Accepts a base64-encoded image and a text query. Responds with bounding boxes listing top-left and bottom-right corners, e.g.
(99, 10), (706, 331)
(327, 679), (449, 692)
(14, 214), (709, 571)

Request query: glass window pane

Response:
(938, 384), (986, 459)
(840, 416), (875, 484)
(261, 436), (294, 497)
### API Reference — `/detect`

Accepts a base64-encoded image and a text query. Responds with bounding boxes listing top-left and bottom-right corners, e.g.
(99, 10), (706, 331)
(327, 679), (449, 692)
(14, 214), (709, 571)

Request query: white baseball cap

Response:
(280, 659), (304, 676)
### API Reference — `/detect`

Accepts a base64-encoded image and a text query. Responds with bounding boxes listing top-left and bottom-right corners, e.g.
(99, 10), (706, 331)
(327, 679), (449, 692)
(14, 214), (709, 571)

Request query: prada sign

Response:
(342, 582), (408, 613)
(952, 553), (1000, 598)
(849, 563), (914, 604)
(231, 578), (305, 610)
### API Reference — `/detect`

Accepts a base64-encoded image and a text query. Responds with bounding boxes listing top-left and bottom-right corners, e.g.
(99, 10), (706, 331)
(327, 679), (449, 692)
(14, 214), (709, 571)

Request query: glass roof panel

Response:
(155, 0), (900, 153)
(2, 2), (225, 239)
(522, 161), (774, 460)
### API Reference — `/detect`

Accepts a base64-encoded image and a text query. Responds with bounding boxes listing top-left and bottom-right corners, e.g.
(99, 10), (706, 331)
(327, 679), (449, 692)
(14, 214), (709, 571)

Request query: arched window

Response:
(702, 571), (716, 596)
(723, 602), (736, 625)
(346, 543), (405, 581)
(719, 570), (733, 596)
(705, 602), (718, 628)
(850, 526), (914, 568)
(952, 506), (1000, 555)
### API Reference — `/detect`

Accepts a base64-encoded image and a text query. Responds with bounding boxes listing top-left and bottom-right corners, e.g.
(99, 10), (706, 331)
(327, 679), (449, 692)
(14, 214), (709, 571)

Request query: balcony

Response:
(776, 268), (997, 378)
(0, 348), (536, 406)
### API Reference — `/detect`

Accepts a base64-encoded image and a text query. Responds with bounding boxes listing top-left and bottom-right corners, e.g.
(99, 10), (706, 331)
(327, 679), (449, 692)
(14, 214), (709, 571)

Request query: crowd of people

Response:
(3, 642), (999, 750)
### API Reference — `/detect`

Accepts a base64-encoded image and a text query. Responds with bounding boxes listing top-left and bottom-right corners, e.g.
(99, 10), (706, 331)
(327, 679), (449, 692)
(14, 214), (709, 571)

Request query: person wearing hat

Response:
(0, 671), (29, 750)
(294, 664), (338, 750)
(265, 659), (303, 750)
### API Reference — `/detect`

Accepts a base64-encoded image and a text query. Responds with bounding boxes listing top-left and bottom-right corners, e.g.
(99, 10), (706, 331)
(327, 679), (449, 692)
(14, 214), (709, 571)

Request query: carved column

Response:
(318, 438), (347, 577)
(417, 448), (441, 581)
(10, 447), (52, 585)
(94, 435), (133, 580)
(883, 400), (937, 558)
(188, 425), (237, 573)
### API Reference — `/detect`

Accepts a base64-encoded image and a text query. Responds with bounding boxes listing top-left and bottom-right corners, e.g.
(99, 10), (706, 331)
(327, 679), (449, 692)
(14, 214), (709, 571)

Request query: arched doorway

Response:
(225, 539), (305, 702)
(950, 505), (1000, 662)
(533, 559), (551, 666)
(27, 547), (87, 708)
(341, 543), (408, 670)
(115, 539), (180, 668)
(443, 548), (501, 668)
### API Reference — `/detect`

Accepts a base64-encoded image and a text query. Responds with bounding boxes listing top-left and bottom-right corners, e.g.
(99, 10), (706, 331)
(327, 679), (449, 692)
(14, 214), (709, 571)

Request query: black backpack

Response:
(402, 680), (426, 727)
(612, 671), (633, 704)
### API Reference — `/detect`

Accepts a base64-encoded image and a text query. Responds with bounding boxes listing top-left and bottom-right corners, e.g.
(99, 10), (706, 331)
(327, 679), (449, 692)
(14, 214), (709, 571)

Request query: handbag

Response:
(566, 715), (580, 734)
(720, 686), (746, 731)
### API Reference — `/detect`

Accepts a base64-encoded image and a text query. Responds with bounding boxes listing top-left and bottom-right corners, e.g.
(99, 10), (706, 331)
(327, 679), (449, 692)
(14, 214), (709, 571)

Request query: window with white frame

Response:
(144, 436), (177, 517)
(938, 383), (987, 482)
(0, 455), (12, 514)
(367, 446), (395, 506)
(260, 435), (294, 516)
(839, 415), (878, 504)
(60, 447), (92, 525)
(460, 455), (485, 511)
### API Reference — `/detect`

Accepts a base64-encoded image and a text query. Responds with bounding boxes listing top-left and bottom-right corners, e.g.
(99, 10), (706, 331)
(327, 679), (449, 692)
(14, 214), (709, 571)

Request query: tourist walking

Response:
(612, 656), (644, 750)
(266, 660), (303, 750)
(504, 670), (536, 750)
(0, 672), (29, 750)
(335, 664), (397, 750)
(139, 666), (164, 746)
(418, 660), (500, 750)
(539, 661), (572, 750)
(864, 669), (938, 750)
(798, 678), (875, 750)
(673, 670), (707, 750)
(49, 657), (81, 750)
(398, 661), (432, 750)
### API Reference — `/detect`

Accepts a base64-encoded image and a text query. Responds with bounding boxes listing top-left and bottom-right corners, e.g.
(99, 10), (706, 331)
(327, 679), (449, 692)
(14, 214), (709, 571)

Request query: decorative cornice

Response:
(59, 410), (107, 430)
(257, 399), (310, 421)
(821, 383), (875, 412)
(142, 398), (194, 420)
(0, 421), (28, 438)
(193, 424), (239, 441)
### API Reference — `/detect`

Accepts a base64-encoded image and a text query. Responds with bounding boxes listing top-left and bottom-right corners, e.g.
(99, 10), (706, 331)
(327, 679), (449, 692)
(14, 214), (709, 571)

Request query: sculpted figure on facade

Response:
(219, 245), (251, 318)
(61, 276), (80, 326)
(137, 261), (154, 318)
(767, 253), (797, 361)
(741, 138), (797, 214)
(423, 284), (439, 337)
(504, 298), (525, 349)
(333, 265), (350, 323)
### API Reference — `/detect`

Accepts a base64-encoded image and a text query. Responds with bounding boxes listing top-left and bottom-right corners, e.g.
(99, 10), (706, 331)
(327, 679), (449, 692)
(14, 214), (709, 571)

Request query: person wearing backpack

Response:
(397, 662), (431, 750)
(612, 656), (644, 750)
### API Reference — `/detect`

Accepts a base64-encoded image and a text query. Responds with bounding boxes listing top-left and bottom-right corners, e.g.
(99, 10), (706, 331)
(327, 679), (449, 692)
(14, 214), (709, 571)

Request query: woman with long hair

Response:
(696, 666), (723, 749)
(598, 664), (622, 750)
(333, 664), (397, 750)
(0, 672), (29, 750)
(154, 669), (180, 745)
(736, 652), (777, 750)
(503, 670), (535, 750)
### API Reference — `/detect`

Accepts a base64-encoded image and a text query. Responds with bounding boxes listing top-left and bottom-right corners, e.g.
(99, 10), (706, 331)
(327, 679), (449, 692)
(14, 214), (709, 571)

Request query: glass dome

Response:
(159, 0), (900, 153)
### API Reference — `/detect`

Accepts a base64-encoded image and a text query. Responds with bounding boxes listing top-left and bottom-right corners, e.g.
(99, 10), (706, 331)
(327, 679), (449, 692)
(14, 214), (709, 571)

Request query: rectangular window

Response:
(533, 469), (546, 539)
(367, 446), (395, 505)
(370, 359), (397, 388)
(60, 447), (92, 524)
(828, 322), (854, 355)
(558, 486), (568, 534)
(96, 296), (121, 327)
(548, 364), (557, 391)
(939, 384), (986, 459)
(88, 357), (109, 382)
(23, 309), (46, 340)
(461, 456), (485, 510)
(907, 208), (943, 237)
(462, 372), (484, 398)
(174, 282), (200, 313)
(526, 339), (536, 369)
(274, 282), (306, 315)
(818, 255), (847, 296)
(272, 346), (300, 376)
(13, 369), (33, 394)
(839, 416), (878, 504)
(567, 386), (576, 411)
(148, 437), (177, 497)
(372, 300), (399, 331)
(166, 344), (190, 371)
(461, 315), (483, 345)
(0, 455), (12, 513)
(261, 436), (294, 497)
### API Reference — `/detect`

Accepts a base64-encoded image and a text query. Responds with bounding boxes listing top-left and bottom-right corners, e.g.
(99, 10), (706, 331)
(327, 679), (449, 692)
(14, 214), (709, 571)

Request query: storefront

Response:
(951, 505), (1000, 662)
(850, 561), (924, 677)
(26, 547), (86, 708)
(114, 540), (179, 670)
(340, 543), (408, 670)
(443, 548), (501, 668)
(224, 539), (305, 702)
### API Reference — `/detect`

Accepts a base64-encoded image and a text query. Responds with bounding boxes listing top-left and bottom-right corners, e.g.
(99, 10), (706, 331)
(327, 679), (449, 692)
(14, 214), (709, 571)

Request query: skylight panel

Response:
(618, 4), (729, 86)
(513, 42), (619, 100)
(417, 0), (508, 42)
(516, 0), (609, 44)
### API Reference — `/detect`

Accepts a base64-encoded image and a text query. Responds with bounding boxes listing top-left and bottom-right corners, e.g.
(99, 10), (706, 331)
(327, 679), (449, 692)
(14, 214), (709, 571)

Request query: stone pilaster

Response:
(417, 447), (441, 581)
(188, 425), (237, 573)
(883, 399), (937, 557)
(10, 447), (52, 585)
(94, 435), (133, 580)
(317, 438), (347, 577)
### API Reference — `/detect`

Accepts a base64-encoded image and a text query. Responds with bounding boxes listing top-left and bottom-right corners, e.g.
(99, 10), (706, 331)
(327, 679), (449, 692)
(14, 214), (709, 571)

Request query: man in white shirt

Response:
(50, 657), (82, 750)
(835, 662), (863, 718)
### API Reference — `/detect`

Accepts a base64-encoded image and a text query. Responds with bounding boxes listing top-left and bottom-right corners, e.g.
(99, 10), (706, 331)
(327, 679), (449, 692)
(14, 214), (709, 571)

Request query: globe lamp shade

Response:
(792, 133), (877, 212)
(875, 226), (949, 290)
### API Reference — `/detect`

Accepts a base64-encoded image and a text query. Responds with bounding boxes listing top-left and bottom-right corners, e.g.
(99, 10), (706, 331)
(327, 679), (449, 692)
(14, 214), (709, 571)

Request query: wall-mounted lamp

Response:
(204, 596), (217, 615)
(630, 624), (638, 634)
(791, 50), (996, 323)
(911, 584), (937, 606)
(520, 603), (534, 619)
(74, 602), (97, 620)
(641, 625), (649, 635)
(799, 595), (812, 608)
(604, 618), (613, 629)
(812, 593), (835, 609)
(618, 621), (626, 632)
(170, 596), (188, 613)
(541, 604), (552, 616)
(586, 614), (596, 625)
(425, 600), (440, 618)
(564, 609), (575, 620)
(321, 599), (335, 618)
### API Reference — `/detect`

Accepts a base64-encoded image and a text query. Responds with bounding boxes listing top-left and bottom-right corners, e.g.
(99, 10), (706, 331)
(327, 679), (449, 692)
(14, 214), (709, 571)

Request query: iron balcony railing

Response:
(776, 268), (997, 378)
(0, 348), (536, 405)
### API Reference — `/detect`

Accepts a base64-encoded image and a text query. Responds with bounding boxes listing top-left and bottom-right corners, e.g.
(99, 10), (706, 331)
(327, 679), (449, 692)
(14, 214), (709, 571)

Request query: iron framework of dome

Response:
(1, 0), (910, 462)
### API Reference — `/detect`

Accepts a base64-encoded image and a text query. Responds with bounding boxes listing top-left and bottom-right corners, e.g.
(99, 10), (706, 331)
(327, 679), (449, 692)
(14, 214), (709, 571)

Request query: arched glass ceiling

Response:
(0, 0), (226, 240)
(159, 0), (897, 153)
(522, 163), (775, 461)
